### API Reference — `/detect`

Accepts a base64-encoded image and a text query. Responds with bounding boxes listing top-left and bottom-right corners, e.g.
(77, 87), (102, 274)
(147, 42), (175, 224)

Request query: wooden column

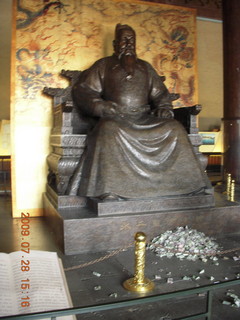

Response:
(222, 0), (240, 183)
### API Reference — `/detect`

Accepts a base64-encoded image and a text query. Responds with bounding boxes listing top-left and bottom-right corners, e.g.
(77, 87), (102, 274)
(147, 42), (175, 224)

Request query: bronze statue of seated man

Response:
(67, 23), (211, 201)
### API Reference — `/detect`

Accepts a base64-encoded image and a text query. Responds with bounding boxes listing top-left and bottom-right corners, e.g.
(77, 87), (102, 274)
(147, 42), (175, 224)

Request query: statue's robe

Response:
(70, 55), (210, 199)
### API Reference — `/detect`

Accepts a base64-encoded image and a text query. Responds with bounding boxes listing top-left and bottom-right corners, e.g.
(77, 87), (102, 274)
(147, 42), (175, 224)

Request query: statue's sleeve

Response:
(146, 62), (174, 111)
(72, 58), (108, 117)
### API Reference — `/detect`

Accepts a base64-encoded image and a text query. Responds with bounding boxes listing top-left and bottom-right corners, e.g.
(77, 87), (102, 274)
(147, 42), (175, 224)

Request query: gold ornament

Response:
(123, 232), (154, 293)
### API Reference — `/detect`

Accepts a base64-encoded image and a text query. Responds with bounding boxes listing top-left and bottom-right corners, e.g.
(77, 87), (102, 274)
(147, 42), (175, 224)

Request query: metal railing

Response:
(2, 278), (240, 320)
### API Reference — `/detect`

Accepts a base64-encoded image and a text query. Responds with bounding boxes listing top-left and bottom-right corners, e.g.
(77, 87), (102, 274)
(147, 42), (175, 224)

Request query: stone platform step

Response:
(87, 193), (215, 216)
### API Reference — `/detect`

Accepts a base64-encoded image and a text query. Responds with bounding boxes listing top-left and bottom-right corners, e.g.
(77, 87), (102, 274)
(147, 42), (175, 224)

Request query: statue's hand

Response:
(155, 108), (174, 119)
(101, 101), (118, 117)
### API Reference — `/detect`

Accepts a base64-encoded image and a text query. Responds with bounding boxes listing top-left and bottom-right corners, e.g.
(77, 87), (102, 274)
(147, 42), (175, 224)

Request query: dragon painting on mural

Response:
(16, 0), (69, 29)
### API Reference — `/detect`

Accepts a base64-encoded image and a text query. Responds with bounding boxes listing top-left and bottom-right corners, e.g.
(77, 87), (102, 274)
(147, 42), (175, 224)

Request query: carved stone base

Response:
(87, 193), (215, 216)
(43, 192), (240, 255)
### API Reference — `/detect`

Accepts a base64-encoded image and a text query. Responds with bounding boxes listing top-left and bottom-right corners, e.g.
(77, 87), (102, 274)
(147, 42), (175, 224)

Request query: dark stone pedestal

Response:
(43, 192), (240, 255)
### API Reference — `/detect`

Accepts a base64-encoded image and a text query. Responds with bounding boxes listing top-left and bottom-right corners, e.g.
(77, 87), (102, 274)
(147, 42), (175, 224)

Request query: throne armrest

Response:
(173, 104), (202, 134)
(60, 69), (82, 86)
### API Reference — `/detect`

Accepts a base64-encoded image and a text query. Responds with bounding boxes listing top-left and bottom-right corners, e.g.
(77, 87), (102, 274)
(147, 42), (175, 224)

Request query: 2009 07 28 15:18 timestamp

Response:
(20, 212), (31, 308)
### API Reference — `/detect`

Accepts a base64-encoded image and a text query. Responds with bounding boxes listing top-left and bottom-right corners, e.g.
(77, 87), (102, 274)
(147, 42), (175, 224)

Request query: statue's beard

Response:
(118, 51), (137, 77)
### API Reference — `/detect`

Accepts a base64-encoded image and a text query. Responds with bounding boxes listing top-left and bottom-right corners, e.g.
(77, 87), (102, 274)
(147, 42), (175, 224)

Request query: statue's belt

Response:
(117, 105), (150, 114)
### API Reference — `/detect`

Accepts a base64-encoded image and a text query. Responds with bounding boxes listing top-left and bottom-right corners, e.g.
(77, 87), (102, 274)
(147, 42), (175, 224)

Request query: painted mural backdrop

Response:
(13, 0), (197, 216)
(16, 0), (197, 107)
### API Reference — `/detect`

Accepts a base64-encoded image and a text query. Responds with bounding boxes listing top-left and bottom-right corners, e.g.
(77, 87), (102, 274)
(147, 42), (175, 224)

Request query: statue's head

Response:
(113, 24), (136, 58)
(113, 24), (137, 78)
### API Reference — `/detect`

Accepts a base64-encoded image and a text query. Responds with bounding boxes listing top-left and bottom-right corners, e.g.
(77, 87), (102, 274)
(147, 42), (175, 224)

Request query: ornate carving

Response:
(61, 135), (86, 148)
(50, 134), (86, 148)
(47, 154), (81, 194)
(53, 147), (83, 157)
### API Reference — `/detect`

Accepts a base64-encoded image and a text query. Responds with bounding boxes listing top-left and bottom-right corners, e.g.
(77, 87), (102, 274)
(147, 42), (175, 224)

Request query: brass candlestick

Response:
(230, 179), (235, 202)
(227, 173), (232, 200)
(123, 232), (154, 293)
